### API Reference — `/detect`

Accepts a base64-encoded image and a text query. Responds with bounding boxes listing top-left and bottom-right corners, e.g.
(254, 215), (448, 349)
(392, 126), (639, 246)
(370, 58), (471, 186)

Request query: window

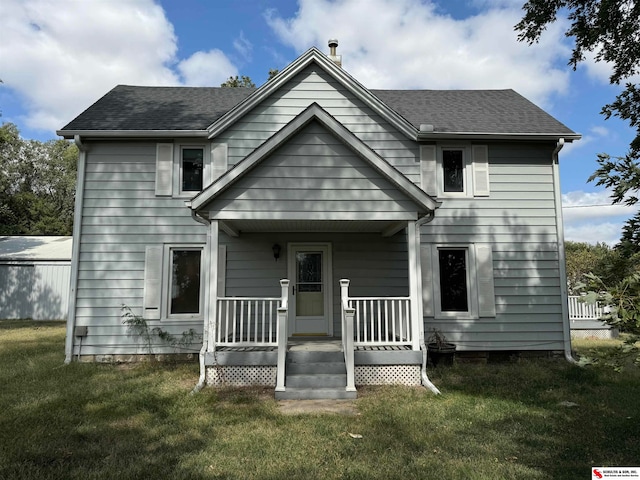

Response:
(432, 245), (478, 318)
(169, 248), (202, 317)
(420, 144), (489, 198)
(423, 243), (496, 319)
(181, 147), (204, 192)
(438, 249), (469, 312)
(439, 147), (468, 196)
(442, 150), (464, 193)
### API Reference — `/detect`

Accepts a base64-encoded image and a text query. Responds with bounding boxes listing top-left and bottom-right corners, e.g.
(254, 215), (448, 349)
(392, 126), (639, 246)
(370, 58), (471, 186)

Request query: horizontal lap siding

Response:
(423, 142), (564, 351)
(217, 66), (419, 184)
(209, 121), (419, 220)
(222, 232), (409, 335)
(74, 142), (207, 356)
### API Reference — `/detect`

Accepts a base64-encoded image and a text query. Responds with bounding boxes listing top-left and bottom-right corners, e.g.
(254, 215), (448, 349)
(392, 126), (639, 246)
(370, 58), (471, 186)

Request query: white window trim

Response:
(432, 244), (479, 320)
(437, 144), (472, 198)
(162, 244), (205, 320)
(174, 142), (210, 198)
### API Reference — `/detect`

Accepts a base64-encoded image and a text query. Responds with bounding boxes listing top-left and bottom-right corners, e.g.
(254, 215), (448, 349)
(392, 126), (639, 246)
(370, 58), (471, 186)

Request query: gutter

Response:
(416, 131), (582, 142)
(56, 129), (209, 140)
(415, 212), (441, 394)
(552, 138), (578, 364)
(65, 135), (88, 363)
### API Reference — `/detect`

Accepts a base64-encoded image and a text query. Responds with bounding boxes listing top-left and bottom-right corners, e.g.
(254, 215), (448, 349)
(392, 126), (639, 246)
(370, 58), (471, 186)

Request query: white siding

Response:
(0, 263), (70, 320)
(216, 65), (420, 184)
(422, 142), (564, 351)
(72, 142), (207, 356)
(208, 121), (419, 221)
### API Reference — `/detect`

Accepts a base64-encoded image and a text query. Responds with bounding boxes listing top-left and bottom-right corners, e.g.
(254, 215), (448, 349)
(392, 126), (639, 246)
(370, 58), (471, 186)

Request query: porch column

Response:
(407, 221), (421, 350)
(206, 220), (219, 351)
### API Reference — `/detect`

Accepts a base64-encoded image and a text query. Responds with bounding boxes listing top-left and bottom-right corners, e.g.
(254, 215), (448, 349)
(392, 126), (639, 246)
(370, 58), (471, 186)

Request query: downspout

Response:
(188, 204), (211, 393)
(64, 135), (88, 364)
(416, 211), (441, 394)
(552, 138), (578, 364)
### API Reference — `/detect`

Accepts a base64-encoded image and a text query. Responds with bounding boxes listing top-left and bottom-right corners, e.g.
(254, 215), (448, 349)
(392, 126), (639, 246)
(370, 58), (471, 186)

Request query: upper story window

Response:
(181, 147), (204, 192)
(420, 144), (489, 198)
(442, 149), (465, 193)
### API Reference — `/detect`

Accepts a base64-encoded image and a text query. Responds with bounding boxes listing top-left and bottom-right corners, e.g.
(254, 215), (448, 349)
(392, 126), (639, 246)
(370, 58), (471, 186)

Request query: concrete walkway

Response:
(277, 399), (359, 415)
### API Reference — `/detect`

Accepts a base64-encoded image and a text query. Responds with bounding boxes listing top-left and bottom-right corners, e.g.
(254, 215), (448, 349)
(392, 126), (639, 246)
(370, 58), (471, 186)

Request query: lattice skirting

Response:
(206, 366), (276, 386)
(571, 328), (619, 340)
(355, 365), (421, 386)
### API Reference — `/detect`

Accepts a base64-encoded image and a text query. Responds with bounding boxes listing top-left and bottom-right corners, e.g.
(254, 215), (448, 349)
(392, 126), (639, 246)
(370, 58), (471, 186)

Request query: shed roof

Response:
(0, 236), (73, 261)
(58, 85), (576, 137)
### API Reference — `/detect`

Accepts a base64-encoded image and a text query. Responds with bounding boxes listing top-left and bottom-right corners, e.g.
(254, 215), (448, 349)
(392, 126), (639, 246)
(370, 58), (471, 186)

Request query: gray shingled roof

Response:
(372, 89), (575, 135)
(59, 84), (575, 136)
(61, 85), (256, 132)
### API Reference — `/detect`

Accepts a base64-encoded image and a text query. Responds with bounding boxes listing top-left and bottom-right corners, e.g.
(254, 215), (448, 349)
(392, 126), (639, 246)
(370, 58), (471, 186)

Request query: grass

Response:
(1, 321), (638, 480)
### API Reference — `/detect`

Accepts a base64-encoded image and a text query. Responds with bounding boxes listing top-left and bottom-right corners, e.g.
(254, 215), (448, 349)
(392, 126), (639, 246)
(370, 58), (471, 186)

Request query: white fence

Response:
(568, 296), (604, 321)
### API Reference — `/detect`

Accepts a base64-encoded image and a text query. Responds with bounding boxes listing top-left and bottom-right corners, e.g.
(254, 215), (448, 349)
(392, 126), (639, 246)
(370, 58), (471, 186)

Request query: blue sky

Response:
(0, 0), (637, 244)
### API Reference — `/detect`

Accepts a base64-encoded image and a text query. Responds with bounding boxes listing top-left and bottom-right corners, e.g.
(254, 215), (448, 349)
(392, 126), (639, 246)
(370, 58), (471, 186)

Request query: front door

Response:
(288, 243), (332, 336)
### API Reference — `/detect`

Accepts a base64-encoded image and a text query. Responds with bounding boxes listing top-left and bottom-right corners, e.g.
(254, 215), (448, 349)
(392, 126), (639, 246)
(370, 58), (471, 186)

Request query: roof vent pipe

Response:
(328, 39), (342, 67)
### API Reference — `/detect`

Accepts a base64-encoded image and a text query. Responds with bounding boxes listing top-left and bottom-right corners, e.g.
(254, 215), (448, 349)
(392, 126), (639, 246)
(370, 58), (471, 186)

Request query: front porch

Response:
(204, 279), (424, 399)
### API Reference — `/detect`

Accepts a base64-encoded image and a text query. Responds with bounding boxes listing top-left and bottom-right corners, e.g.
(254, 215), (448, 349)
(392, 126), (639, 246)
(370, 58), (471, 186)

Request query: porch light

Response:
(272, 243), (281, 262)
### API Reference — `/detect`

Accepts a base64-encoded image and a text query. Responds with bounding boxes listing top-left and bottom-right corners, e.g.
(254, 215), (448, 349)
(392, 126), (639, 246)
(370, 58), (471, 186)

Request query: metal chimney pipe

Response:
(327, 39), (342, 67)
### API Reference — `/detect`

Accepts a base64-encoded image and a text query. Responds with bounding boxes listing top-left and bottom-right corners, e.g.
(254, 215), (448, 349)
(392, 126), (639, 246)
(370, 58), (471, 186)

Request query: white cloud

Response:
(581, 48), (640, 85)
(564, 222), (622, 246)
(0, 0), (239, 133)
(233, 31), (253, 62)
(178, 50), (238, 87)
(265, 0), (571, 106)
(562, 190), (637, 221)
(561, 125), (610, 157)
(562, 189), (638, 245)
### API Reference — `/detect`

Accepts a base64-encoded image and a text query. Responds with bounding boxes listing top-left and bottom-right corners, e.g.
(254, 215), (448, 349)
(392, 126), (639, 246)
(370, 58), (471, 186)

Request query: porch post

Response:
(340, 279), (356, 392)
(207, 220), (219, 351)
(407, 221), (421, 350)
(276, 279), (290, 392)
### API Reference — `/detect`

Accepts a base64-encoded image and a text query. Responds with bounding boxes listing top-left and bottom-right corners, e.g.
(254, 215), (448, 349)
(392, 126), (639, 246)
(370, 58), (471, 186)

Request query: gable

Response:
(214, 64), (421, 183)
(205, 120), (421, 222)
(191, 104), (439, 233)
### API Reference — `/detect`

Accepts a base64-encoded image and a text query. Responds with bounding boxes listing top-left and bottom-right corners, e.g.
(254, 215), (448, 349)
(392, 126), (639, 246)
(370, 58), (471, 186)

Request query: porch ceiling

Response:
(219, 219), (408, 235)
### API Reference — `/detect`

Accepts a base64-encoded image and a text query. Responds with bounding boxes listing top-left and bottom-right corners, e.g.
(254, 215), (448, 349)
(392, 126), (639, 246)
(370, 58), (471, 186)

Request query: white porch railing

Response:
(348, 296), (413, 347)
(215, 280), (289, 392)
(216, 297), (281, 346)
(568, 295), (604, 321)
(216, 280), (290, 347)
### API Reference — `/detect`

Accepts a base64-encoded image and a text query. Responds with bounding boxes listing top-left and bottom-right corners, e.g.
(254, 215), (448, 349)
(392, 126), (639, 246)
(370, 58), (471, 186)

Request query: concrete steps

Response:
(275, 350), (357, 400)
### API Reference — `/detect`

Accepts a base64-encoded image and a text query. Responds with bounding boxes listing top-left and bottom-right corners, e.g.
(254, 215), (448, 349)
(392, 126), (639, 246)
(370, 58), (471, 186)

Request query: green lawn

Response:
(1, 321), (638, 480)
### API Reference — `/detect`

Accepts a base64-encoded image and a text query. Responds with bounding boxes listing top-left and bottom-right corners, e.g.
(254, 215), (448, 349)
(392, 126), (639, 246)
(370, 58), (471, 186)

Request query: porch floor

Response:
(216, 337), (412, 353)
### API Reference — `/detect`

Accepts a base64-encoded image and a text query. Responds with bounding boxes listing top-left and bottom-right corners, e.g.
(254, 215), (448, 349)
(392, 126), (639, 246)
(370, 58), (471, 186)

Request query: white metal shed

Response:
(0, 236), (72, 320)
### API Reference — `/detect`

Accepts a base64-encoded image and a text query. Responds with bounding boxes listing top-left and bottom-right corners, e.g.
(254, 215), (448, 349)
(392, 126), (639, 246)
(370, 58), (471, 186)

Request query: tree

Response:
(267, 69), (279, 81)
(516, 0), (640, 204)
(220, 75), (256, 88)
(517, 1), (640, 368)
(0, 122), (78, 235)
(617, 211), (640, 258)
(565, 241), (620, 294)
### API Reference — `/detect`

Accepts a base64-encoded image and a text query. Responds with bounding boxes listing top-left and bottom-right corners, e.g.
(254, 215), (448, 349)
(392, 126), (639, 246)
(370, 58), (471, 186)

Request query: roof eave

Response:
(416, 131), (582, 142)
(56, 129), (209, 139)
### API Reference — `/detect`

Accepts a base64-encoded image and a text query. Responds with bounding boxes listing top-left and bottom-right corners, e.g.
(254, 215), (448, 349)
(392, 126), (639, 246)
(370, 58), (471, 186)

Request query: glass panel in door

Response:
(295, 251), (324, 316)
